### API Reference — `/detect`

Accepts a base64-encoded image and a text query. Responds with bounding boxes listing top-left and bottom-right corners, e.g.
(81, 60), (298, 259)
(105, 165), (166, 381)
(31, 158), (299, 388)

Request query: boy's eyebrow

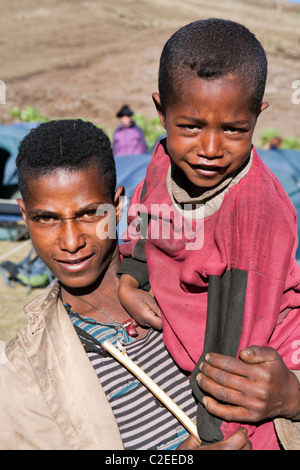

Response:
(222, 120), (250, 127)
(177, 116), (250, 127)
(177, 116), (206, 124)
(28, 202), (104, 218)
(28, 209), (57, 218)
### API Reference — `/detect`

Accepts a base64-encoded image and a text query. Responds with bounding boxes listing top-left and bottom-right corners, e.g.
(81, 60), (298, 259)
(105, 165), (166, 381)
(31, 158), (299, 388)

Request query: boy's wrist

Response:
(117, 257), (150, 290)
(281, 371), (300, 420)
(120, 274), (140, 289)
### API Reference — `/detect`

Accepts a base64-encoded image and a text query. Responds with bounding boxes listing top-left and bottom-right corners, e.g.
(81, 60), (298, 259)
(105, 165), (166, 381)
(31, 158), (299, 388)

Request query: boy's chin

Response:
(58, 274), (101, 295)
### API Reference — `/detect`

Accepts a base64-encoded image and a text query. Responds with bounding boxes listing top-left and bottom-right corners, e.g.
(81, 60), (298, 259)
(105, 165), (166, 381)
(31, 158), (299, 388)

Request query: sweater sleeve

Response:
(117, 250), (150, 290)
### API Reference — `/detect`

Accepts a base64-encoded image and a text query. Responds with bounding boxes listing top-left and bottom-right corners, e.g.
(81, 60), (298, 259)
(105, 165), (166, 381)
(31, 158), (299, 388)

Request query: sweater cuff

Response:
(117, 257), (150, 291)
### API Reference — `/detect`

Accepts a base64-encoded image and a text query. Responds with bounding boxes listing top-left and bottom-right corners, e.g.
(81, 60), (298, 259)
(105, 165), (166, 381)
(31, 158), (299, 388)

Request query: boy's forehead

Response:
(30, 165), (97, 186)
(177, 70), (243, 91)
(24, 166), (108, 204)
(168, 73), (253, 114)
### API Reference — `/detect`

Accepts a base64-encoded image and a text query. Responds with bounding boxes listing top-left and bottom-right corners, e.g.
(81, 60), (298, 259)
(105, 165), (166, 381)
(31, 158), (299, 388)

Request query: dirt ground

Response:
(1, 0), (300, 145)
(0, 0), (300, 342)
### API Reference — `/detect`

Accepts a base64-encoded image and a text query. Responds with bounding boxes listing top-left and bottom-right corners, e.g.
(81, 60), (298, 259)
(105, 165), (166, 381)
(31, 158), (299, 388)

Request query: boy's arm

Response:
(118, 179), (162, 329)
(117, 242), (150, 291)
(118, 274), (162, 330)
(118, 178), (149, 289)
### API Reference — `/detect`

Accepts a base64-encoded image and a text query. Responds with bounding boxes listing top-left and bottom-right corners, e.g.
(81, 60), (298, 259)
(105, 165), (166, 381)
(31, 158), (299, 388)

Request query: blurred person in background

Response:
(113, 104), (148, 157)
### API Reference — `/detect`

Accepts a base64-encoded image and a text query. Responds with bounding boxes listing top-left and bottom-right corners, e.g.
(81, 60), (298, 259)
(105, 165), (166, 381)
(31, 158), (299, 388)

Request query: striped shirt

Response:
(68, 312), (197, 450)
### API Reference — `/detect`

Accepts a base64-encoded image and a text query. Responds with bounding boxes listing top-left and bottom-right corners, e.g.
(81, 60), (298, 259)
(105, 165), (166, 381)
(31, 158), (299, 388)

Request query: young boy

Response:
(117, 19), (300, 449)
(0, 119), (253, 450)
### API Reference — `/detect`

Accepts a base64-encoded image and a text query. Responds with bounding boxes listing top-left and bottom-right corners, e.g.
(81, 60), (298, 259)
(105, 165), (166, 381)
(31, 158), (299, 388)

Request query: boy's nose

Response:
(59, 220), (86, 253)
(197, 131), (222, 158)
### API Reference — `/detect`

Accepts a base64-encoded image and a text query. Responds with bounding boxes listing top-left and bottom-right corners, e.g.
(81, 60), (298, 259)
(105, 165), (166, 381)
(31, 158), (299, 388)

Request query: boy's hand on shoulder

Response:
(196, 345), (300, 423)
(118, 274), (162, 330)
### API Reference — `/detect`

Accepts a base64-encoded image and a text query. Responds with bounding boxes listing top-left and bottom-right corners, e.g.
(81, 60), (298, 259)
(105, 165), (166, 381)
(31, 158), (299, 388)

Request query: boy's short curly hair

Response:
(158, 18), (267, 116)
(16, 119), (116, 200)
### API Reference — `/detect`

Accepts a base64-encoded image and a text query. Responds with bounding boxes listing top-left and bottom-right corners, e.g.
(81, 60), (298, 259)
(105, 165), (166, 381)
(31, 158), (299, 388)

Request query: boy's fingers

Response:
(201, 353), (249, 377)
(202, 395), (249, 422)
(144, 297), (161, 317)
(201, 346), (280, 377)
(239, 345), (280, 364)
(144, 304), (163, 329)
(177, 435), (201, 450)
(151, 317), (163, 330)
(201, 428), (251, 450)
(178, 428), (251, 450)
(198, 361), (247, 395)
(222, 428), (252, 451)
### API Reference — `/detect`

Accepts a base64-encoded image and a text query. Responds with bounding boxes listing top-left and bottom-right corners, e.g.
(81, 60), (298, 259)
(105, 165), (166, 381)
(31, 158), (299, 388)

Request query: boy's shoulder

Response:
(3, 283), (59, 358)
(237, 147), (296, 215)
(248, 146), (280, 185)
(150, 137), (169, 161)
(141, 138), (170, 189)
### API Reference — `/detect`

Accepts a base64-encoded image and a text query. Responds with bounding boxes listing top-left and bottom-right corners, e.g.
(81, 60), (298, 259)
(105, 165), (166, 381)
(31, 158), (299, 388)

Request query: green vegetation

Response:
(11, 106), (50, 123)
(10, 107), (300, 151)
(10, 107), (165, 151)
(281, 137), (300, 150)
(259, 127), (300, 150)
(132, 113), (165, 151)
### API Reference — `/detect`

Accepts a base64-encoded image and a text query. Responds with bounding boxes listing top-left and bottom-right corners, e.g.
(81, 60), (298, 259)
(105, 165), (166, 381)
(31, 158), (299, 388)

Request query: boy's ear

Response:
(152, 92), (166, 129)
(259, 101), (269, 115)
(114, 185), (125, 225)
(17, 198), (28, 226)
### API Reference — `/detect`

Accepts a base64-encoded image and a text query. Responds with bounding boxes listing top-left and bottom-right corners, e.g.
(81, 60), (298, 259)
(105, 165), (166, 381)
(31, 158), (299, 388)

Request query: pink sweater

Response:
(119, 139), (300, 449)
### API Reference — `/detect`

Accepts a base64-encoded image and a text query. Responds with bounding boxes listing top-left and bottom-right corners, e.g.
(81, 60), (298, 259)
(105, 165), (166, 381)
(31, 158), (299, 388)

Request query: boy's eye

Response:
(34, 216), (58, 224)
(181, 124), (199, 134)
(79, 209), (98, 220)
(225, 127), (247, 134)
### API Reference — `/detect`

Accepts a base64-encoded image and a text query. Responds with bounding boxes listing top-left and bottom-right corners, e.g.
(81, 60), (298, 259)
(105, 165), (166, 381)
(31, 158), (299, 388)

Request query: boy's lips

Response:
(190, 162), (228, 177)
(55, 253), (94, 272)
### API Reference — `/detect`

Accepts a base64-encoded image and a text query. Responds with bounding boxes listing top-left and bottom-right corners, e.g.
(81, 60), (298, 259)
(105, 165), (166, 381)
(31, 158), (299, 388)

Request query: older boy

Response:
(117, 19), (300, 449)
(0, 119), (252, 450)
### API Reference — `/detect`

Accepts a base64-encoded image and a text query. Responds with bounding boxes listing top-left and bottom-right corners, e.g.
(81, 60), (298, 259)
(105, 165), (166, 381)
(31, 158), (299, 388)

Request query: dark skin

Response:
(18, 164), (251, 450)
(178, 427), (251, 450)
(197, 346), (300, 423)
(17, 167), (147, 332)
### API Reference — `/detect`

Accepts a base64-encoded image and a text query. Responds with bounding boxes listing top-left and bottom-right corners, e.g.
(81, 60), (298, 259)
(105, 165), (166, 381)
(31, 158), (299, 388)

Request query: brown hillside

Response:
(1, 0), (300, 144)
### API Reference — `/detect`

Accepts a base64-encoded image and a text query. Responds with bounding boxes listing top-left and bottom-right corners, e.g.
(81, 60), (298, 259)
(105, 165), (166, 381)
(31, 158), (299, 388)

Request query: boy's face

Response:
(153, 74), (268, 196)
(17, 166), (123, 291)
